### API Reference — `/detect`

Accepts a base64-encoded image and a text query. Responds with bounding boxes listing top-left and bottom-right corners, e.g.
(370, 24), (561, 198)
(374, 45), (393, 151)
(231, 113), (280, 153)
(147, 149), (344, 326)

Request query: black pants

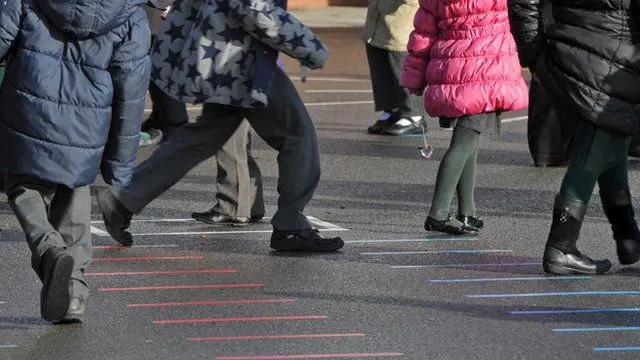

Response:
(365, 44), (422, 118)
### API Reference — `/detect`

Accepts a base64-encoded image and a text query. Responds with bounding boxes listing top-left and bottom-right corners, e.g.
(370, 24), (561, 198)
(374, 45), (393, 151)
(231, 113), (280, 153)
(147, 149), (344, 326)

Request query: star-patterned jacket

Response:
(152, 0), (328, 107)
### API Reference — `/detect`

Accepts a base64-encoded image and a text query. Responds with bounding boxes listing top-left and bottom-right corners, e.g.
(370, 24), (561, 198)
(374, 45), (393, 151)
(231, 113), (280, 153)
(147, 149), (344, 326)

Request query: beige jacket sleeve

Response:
(362, 0), (420, 52)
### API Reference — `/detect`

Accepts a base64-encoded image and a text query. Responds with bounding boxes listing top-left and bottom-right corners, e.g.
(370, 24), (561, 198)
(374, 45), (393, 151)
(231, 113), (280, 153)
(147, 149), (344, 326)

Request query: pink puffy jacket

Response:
(400, 0), (528, 118)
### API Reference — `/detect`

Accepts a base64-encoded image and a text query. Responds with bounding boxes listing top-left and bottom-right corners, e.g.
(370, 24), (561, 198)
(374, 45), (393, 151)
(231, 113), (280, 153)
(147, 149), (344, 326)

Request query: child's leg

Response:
(456, 142), (479, 217)
(49, 185), (92, 304)
(5, 174), (74, 321)
(429, 125), (481, 220)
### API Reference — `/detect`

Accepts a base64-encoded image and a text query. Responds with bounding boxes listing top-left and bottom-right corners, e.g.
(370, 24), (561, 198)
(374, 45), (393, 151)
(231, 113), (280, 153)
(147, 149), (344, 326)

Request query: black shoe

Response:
(56, 297), (85, 324)
(97, 190), (133, 246)
(600, 190), (640, 265)
(367, 112), (399, 134)
(270, 228), (344, 252)
(543, 246), (612, 275)
(40, 248), (74, 322)
(191, 209), (250, 227)
(424, 216), (479, 236)
(382, 117), (424, 135)
(456, 215), (484, 229)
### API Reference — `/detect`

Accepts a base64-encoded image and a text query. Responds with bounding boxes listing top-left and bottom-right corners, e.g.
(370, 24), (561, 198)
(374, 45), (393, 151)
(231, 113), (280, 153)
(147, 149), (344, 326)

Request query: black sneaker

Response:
(97, 190), (133, 246)
(270, 228), (344, 252)
(40, 247), (74, 322)
(382, 117), (424, 135)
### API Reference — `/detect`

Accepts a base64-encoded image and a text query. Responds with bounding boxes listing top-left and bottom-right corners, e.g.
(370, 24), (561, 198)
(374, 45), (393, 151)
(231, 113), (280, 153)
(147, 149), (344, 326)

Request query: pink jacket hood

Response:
(401, 0), (528, 118)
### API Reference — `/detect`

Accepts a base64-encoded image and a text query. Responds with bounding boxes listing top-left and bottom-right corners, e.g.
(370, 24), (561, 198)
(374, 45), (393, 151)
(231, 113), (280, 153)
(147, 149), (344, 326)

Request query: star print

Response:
(275, 33), (287, 47)
(176, 84), (189, 98)
(166, 48), (181, 66)
(289, 32), (306, 51)
(164, 21), (184, 44)
(310, 37), (324, 52)
(199, 17), (216, 37)
(201, 43), (220, 61)
(215, 70), (236, 89)
(166, 77), (175, 91)
(187, 63), (201, 80)
(150, 64), (162, 82)
(218, 24), (241, 40)
(188, 39), (198, 52)
(185, 6), (200, 22)
(152, 38), (164, 54)
(278, 12), (293, 25)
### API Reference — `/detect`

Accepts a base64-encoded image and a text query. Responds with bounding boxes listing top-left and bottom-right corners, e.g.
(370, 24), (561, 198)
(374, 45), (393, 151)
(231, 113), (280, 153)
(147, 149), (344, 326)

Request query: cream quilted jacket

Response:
(362, 0), (419, 52)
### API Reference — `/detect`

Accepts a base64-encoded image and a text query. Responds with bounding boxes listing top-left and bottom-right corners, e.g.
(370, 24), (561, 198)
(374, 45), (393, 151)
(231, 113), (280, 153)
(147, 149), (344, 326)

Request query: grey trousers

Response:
(112, 66), (319, 230)
(212, 120), (265, 219)
(5, 174), (91, 300)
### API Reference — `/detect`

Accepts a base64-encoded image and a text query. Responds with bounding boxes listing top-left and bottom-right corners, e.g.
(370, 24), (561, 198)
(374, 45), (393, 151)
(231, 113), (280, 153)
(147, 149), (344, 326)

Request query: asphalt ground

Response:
(0, 28), (639, 360)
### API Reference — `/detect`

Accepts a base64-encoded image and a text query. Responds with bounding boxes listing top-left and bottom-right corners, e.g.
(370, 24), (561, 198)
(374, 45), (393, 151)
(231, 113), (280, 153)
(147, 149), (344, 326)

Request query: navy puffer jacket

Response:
(0, 0), (151, 188)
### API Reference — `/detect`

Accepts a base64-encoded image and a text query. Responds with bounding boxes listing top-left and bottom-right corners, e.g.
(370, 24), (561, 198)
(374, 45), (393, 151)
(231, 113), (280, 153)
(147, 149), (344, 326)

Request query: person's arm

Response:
(102, 11), (151, 186)
(400, 0), (439, 95)
(0, 0), (22, 61)
(508, 0), (546, 69)
(228, 0), (328, 69)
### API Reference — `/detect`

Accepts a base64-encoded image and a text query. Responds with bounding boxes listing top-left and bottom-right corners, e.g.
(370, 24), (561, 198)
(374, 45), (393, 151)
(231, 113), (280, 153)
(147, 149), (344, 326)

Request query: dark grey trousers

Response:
(212, 120), (265, 219)
(5, 174), (91, 300)
(111, 66), (319, 231)
(365, 43), (423, 118)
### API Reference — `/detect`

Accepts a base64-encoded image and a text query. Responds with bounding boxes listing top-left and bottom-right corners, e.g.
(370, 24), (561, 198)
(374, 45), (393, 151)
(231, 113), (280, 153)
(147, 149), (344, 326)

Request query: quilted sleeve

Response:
(229, 0), (329, 69)
(102, 9), (151, 187)
(400, 0), (439, 93)
(0, 0), (22, 61)
(508, 0), (545, 68)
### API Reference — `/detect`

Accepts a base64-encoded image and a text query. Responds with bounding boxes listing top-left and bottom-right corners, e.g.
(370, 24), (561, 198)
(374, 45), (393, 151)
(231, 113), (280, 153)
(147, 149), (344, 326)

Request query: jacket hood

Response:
(37, 0), (146, 38)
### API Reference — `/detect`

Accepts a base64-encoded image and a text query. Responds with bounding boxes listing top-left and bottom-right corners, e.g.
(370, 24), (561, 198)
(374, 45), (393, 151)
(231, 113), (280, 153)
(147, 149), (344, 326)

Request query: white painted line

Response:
(290, 76), (371, 83)
(306, 216), (348, 231)
(0, 301), (5, 305)
(144, 100), (374, 114)
(360, 249), (511, 255)
(501, 115), (527, 123)
(90, 226), (110, 237)
(346, 238), (476, 244)
(130, 228), (348, 236)
(92, 218), (196, 224)
(306, 89), (372, 93)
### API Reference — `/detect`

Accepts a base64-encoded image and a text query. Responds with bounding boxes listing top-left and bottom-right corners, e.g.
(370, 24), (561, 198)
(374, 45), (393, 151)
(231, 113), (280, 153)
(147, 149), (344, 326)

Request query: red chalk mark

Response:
(216, 353), (404, 359)
(93, 256), (204, 262)
(100, 283), (265, 292)
(153, 315), (327, 325)
(188, 332), (365, 342)
(86, 269), (235, 276)
(128, 298), (295, 308)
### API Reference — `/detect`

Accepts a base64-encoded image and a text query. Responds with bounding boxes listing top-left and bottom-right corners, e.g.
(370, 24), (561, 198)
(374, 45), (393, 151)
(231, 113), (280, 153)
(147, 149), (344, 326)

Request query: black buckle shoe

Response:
(382, 117), (424, 135)
(543, 246), (612, 275)
(192, 209), (249, 227)
(40, 248), (74, 322)
(456, 215), (484, 229)
(270, 228), (344, 252)
(424, 216), (479, 236)
(97, 190), (133, 246)
(367, 119), (392, 134)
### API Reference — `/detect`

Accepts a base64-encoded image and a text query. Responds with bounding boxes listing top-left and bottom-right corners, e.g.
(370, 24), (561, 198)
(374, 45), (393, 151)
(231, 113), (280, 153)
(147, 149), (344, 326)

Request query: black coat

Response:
(508, 0), (640, 136)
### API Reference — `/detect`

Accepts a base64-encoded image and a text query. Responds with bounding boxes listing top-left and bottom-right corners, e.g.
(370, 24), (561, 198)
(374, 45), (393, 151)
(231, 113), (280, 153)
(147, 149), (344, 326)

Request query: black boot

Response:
(600, 190), (640, 265)
(543, 195), (612, 275)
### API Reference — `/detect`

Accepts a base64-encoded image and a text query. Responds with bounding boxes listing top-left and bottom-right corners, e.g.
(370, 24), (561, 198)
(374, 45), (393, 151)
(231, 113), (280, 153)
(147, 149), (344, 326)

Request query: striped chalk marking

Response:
(189, 333), (366, 342)
(86, 269), (235, 276)
(154, 315), (327, 325)
(510, 307), (640, 315)
(593, 347), (640, 352)
(553, 326), (640, 333)
(93, 256), (204, 262)
(129, 298), (295, 308)
(467, 291), (640, 299)
(392, 262), (539, 269)
(216, 353), (404, 360)
(361, 249), (511, 256)
(430, 276), (590, 283)
(346, 237), (477, 244)
(100, 283), (264, 292)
